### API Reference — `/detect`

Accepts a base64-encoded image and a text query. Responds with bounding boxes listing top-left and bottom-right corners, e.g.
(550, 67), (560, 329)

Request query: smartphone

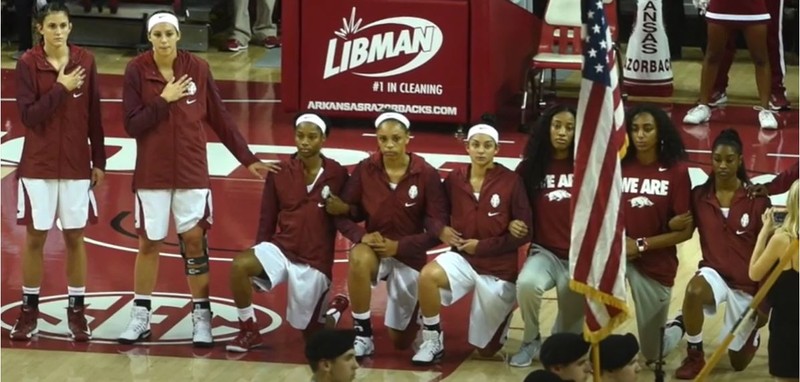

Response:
(773, 211), (787, 224)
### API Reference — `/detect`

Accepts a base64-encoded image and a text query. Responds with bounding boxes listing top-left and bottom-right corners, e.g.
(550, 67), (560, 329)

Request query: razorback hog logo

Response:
(629, 196), (654, 208)
(546, 190), (571, 202)
(323, 7), (444, 79)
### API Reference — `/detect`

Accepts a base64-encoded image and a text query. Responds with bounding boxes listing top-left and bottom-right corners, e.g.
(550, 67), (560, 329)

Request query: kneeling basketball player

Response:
(226, 112), (351, 352)
(412, 123), (532, 365)
(336, 111), (448, 358)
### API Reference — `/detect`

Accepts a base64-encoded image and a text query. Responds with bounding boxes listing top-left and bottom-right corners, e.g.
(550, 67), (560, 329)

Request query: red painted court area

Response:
(0, 69), (797, 378)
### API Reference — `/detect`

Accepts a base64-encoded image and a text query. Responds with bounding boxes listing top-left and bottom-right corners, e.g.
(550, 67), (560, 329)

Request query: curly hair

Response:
(623, 104), (687, 167)
(517, 105), (576, 199)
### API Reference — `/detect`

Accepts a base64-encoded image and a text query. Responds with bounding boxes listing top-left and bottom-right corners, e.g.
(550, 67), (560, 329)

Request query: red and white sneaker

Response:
(770, 93), (790, 111)
(708, 90), (728, 108)
(226, 318), (263, 353)
(739, 329), (761, 357)
(675, 348), (705, 380)
(263, 36), (281, 49)
(9, 306), (39, 341)
(223, 39), (248, 52)
(67, 306), (92, 342)
(325, 294), (350, 328)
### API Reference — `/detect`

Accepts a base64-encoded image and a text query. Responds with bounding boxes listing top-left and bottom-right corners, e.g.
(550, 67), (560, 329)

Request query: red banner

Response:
(298, 1), (469, 122)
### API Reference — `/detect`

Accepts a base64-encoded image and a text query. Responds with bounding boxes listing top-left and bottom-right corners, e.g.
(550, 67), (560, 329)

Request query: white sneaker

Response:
(683, 104), (711, 124)
(192, 309), (214, 348)
(662, 321), (684, 357)
(757, 107), (778, 129)
(411, 330), (444, 365)
(118, 306), (151, 344)
(354, 335), (375, 357)
(509, 339), (542, 367)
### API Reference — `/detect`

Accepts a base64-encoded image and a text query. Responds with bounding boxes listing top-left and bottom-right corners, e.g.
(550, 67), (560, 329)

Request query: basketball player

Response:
(510, 105), (585, 367)
(226, 112), (350, 352)
(117, 11), (271, 347)
(621, 105), (694, 365)
(598, 333), (642, 382)
(683, 0), (778, 129)
(411, 123), (531, 365)
(672, 129), (770, 379)
(11, 2), (105, 342)
(305, 329), (359, 382)
(706, 0), (790, 111)
(335, 111), (448, 357)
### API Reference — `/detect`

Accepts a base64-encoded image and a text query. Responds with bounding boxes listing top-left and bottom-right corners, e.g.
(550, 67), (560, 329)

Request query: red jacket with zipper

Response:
(122, 50), (258, 190)
(15, 44), (106, 179)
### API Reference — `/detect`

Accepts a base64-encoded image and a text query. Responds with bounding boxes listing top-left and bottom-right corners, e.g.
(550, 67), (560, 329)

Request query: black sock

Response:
(688, 341), (703, 352)
(424, 322), (441, 332)
(354, 318), (372, 337)
(134, 299), (151, 310)
(193, 301), (211, 311)
(69, 295), (85, 309)
(673, 315), (686, 331)
(23, 294), (39, 309)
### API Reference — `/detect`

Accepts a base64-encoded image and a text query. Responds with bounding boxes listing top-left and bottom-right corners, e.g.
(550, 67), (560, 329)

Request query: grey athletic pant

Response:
(626, 263), (672, 362)
(516, 244), (585, 342)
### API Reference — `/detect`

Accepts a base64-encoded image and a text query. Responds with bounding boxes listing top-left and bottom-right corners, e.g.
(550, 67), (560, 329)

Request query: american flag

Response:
(568, 0), (630, 343)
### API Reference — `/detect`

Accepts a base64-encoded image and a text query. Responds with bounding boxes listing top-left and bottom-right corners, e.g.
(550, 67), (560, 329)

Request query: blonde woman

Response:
(749, 179), (799, 381)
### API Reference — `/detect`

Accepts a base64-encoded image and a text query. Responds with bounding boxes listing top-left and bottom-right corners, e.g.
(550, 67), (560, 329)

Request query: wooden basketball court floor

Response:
(0, 45), (798, 381)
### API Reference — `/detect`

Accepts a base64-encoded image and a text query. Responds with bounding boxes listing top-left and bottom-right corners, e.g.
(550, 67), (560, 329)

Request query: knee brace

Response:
(179, 233), (210, 276)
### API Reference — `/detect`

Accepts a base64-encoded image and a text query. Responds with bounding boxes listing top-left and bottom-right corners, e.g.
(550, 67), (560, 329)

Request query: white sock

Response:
(22, 286), (40, 295)
(237, 306), (255, 322)
(67, 286), (86, 296)
(422, 315), (440, 327)
(352, 311), (370, 320)
(687, 333), (703, 344)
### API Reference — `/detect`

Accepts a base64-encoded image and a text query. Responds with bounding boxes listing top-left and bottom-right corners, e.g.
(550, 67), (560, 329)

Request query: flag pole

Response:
(592, 342), (602, 382)
(693, 240), (798, 381)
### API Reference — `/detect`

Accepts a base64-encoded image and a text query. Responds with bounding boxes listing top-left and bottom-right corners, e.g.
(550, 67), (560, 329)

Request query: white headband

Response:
(148, 13), (180, 33)
(375, 112), (410, 130)
(295, 113), (327, 135)
(467, 124), (499, 144)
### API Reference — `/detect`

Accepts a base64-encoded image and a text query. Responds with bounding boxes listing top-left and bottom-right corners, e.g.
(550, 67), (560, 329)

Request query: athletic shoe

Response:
(708, 91), (728, 107)
(509, 339), (542, 367)
(9, 306), (38, 341)
(354, 335), (375, 358)
(67, 306), (92, 342)
(224, 39), (247, 52)
(118, 306), (151, 344)
(226, 318), (263, 352)
(324, 294), (350, 328)
(770, 93), (790, 111)
(411, 329), (444, 365)
(675, 348), (705, 380)
(192, 308), (214, 348)
(757, 107), (778, 129)
(683, 105), (711, 124)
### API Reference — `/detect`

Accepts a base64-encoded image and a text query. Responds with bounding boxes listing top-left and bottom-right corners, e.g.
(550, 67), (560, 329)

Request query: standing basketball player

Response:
(672, 129), (770, 379)
(707, 0), (790, 110)
(621, 105), (694, 366)
(411, 123), (532, 365)
(11, 3), (105, 342)
(117, 12), (270, 347)
(225, 112), (350, 352)
(683, 0), (778, 129)
(510, 105), (585, 367)
(336, 111), (448, 357)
